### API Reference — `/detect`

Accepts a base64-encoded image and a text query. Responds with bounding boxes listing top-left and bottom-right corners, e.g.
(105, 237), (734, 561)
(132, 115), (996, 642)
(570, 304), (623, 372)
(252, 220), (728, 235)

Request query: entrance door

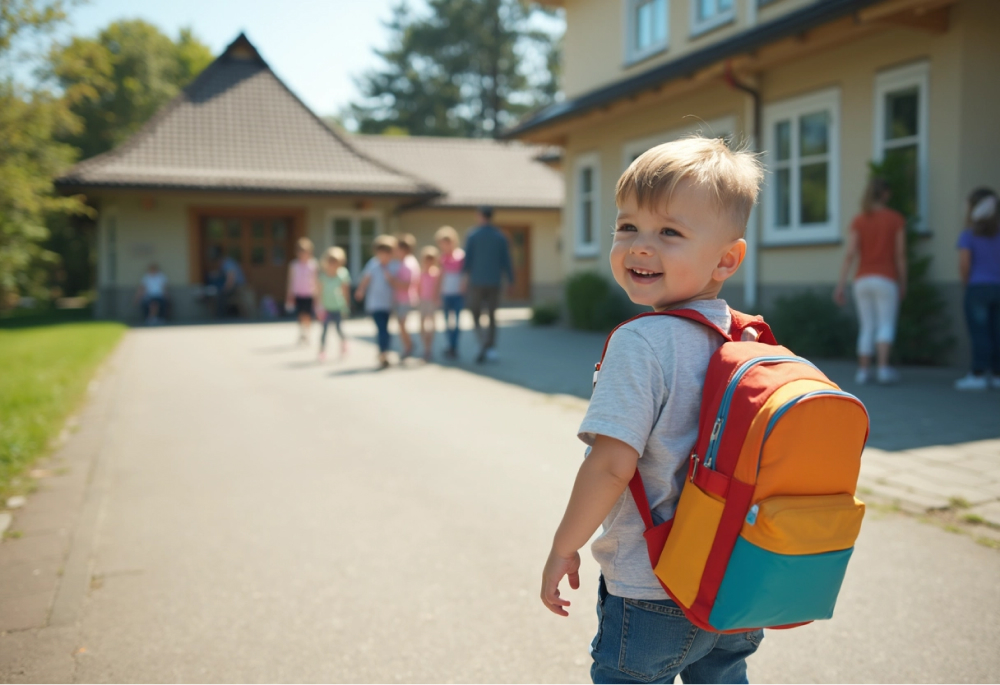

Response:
(199, 211), (301, 304)
(500, 225), (531, 302)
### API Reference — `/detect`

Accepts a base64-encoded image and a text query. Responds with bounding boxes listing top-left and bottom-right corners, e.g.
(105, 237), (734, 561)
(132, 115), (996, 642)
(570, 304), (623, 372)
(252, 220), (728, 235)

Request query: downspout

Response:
(724, 60), (761, 311)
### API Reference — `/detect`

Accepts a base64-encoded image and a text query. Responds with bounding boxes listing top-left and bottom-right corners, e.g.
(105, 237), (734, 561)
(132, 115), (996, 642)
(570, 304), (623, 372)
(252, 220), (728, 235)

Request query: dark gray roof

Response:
(503, 0), (881, 139)
(353, 135), (563, 210)
(56, 35), (438, 198)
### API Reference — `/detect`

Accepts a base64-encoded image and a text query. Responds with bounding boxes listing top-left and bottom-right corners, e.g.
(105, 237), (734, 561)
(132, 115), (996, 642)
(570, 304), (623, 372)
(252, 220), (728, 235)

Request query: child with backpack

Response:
(317, 246), (351, 362)
(354, 235), (398, 369)
(540, 137), (868, 684)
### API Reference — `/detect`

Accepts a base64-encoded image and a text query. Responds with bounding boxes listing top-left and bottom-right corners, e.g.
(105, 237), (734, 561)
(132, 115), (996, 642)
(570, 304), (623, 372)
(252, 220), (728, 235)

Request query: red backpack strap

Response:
(728, 309), (778, 345)
(628, 470), (655, 531)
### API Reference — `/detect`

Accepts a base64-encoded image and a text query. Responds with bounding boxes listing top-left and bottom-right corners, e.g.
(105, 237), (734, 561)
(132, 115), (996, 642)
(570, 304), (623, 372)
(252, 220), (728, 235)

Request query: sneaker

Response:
(318, 350), (326, 363)
(340, 340), (349, 356)
(876, 367), (900, 385)
(475, 348), (487, 364)
(485, 348), (499, 362)
(854, 369), (871, 385)
(955, 373), (989, 391)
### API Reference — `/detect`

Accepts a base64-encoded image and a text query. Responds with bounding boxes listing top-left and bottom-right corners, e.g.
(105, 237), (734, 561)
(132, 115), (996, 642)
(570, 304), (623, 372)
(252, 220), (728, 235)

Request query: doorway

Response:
(500, 225), (531, 302)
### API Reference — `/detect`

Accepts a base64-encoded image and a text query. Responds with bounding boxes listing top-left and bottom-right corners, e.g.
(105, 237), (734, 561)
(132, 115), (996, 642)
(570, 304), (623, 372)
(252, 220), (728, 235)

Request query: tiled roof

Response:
(352, 135), (563, 210)
(56, 35), (438, 198)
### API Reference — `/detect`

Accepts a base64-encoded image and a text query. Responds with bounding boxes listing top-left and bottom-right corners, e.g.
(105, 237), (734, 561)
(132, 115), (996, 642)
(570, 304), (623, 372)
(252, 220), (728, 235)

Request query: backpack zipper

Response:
(703, 355), (816, 470)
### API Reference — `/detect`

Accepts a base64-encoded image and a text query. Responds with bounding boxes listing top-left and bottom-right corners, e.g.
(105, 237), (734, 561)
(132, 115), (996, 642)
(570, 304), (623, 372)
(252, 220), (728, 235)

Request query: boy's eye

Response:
(615, 223), (637, 233)
(661, 227), (681, 237)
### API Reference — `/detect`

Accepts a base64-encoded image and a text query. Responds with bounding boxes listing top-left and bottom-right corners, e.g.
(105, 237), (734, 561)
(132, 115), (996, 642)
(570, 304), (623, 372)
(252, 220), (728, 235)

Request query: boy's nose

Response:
(629, 235), (655, 255)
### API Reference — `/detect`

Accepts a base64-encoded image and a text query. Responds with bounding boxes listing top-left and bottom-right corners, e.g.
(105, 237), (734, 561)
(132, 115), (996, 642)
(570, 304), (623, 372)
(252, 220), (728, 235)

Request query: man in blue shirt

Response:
(463, 206), (513, 363)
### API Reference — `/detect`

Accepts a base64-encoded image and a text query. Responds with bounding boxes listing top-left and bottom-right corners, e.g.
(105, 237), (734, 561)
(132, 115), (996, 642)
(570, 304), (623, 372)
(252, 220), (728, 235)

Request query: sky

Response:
(59, 0), (564, 120)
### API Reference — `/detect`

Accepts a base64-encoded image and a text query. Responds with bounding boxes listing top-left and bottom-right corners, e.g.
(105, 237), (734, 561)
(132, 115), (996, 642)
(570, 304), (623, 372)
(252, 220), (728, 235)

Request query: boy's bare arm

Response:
(541, 435), (638, 616)
(354, 273), (370, 301)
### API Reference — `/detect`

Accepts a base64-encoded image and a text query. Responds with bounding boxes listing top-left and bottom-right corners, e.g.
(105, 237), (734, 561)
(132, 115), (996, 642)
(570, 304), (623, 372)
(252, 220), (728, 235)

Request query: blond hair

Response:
(434, 225), (459, 244)
(372, 234), (398, 253)
(615, 136), (763, 234)
(420, 245), (440, 263)
(323, 246), (346, 264)
(396, 233), (416, 251)
(296, 237), (314, 254)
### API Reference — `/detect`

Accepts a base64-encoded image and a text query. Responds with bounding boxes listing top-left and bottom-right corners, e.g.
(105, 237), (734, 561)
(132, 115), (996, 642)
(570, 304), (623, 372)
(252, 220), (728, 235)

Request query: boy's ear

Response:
(713, 238), (746, 282)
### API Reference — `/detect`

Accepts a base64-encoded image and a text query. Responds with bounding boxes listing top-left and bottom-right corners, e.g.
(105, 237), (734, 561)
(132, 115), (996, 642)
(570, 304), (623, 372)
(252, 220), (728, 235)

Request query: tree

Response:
(51, 20), (213, 159)
(0, 0), (88, 309)
(349, 0), (561, 138)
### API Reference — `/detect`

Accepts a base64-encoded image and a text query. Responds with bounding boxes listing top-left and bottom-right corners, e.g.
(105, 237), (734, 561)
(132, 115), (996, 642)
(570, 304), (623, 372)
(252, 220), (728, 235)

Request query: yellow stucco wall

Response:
(562, 0), (820, 99)
(560, 5), (994, 293)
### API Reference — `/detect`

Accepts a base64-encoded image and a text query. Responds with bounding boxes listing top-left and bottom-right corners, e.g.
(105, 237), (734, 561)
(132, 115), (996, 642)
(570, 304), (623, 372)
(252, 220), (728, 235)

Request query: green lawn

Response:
(0, 321), (126, 494)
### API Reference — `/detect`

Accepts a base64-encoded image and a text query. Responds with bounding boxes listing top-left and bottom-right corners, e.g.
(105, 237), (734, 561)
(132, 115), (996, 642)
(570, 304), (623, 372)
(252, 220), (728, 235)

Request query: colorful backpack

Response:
(594, 308), (869, 633)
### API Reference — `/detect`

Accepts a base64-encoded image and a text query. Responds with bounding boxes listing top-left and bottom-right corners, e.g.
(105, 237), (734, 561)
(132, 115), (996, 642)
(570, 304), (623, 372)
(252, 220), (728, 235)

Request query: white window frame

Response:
(873, 61), (929, 232)
(573, 152), (601, 258)
(326, 210), (382, 279)
(761, 87), (841, 246)
(625, 0), (669, 65)
(690, 0), (735, 37)
(621, 116), (736, 171)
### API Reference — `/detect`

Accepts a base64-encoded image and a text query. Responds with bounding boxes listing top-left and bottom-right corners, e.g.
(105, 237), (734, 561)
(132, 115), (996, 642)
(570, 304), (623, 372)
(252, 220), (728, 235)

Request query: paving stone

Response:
(964, 500), (1000, 527)
(887, 472), (996, 506)
(0, 531), (68, 565)
(0, 512), (10, 537)
(906, 462), (995, 488)
(857, 479), (951, 514)
(0, 591), (52, 632)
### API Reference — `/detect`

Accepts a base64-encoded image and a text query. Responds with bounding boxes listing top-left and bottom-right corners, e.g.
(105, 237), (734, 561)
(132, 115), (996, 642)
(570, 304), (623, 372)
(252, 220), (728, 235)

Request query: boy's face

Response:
(323, 259), (339, 275)
(376, 249), (393, 265)
(611, 180), (746, 311)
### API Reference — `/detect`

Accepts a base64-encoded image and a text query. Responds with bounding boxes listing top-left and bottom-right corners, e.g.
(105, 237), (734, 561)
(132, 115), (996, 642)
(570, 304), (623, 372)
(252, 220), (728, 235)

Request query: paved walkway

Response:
(0, 313), (998, 682)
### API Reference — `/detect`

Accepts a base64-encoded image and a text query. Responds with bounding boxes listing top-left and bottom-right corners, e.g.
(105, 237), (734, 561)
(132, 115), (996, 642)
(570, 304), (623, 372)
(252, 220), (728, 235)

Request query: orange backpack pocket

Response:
(654, 481), (724, 608)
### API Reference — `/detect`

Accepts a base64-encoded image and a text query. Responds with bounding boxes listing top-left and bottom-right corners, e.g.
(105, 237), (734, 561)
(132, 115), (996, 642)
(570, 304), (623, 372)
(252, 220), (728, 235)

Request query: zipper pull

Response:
(690, 454), (699, 482)
(746, 504), (759, 526)
(709, 418), (723, 442)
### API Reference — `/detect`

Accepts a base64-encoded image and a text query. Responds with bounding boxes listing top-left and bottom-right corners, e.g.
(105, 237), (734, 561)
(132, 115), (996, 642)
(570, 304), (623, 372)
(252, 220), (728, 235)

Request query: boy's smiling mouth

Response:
(627, 267), (663, 284)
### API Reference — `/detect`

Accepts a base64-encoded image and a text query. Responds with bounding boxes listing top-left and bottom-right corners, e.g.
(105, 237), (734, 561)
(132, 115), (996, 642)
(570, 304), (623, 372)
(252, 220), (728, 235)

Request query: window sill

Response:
(624, 44), (668, 68)
(761, 235), (843, 249)
(690, 13), (735, 39)
(574, 245), (601, 259)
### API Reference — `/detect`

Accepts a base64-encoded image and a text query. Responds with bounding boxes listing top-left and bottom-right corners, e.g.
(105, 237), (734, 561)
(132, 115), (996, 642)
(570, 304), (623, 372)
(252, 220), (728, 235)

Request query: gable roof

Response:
(502, 0), (881, 140)
(56, 34), (438, 198)
(352, 135), (563, 210)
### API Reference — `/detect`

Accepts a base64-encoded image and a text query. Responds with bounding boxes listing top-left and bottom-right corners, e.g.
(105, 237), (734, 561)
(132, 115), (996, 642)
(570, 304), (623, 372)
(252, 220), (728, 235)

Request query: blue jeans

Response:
(320, 310), (343, 349)
(590, 577), (763, 684)
(371, 310), (391, 353)
(442, 294), (464, 352)
(964, 284), (1000, 374)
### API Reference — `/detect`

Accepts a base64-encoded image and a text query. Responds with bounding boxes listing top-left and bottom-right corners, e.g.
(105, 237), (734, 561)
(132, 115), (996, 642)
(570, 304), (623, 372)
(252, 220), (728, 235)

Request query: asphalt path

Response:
(2, 319), (998, 683)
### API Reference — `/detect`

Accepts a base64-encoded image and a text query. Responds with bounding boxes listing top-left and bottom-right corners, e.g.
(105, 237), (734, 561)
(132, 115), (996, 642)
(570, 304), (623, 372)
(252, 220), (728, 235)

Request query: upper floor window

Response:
(762, 88), (841, 245)
(874, 61), (929, 230)
(626, 0), (668, 64)
(574, 152), (601, 258)
(691, 0), (734, 36)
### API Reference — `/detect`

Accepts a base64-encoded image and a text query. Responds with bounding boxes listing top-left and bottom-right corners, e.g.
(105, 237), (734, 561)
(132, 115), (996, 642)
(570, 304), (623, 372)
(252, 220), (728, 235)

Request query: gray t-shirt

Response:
(578, 299), (731, 600)
(361, 258), (396, 313)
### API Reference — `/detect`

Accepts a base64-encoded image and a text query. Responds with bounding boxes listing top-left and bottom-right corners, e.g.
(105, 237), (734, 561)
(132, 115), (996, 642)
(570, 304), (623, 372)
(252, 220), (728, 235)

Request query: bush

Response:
(531, 302), (560, 326)
(565, 271), (643, 331)
(768, 290), (856, 359)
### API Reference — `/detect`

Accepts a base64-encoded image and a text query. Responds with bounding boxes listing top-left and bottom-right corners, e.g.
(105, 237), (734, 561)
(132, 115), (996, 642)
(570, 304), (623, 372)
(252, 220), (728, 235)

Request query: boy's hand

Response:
(541, 547), (581, 617)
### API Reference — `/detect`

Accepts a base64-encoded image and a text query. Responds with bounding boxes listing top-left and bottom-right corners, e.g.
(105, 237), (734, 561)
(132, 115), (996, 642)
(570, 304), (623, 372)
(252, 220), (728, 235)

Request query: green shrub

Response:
(768, 290), (856, 359)
(531, 302), (560, 326)
(565, 271), (643, 331)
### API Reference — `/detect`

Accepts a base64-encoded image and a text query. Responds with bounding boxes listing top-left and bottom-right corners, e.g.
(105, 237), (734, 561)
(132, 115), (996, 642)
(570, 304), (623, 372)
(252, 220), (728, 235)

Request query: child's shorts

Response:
(590, 576), (762, 684)
(293, 296), (314, 316)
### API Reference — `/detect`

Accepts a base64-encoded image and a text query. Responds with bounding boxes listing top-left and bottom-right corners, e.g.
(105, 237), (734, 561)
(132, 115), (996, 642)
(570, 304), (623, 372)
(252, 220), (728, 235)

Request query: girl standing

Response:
(286, 237), (319, 345)
(418, 246), (441, 362)
(435, 226), (465, 360)
(955, 188), (1000, 390)
(318, 247), (351, 362)
(834, 177), (908, 385)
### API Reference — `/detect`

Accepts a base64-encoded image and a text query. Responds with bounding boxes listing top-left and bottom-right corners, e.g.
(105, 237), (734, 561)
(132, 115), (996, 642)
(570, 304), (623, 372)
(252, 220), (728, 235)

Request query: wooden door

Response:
(199, 212), (298, 304)
(500, 225), (531, 302)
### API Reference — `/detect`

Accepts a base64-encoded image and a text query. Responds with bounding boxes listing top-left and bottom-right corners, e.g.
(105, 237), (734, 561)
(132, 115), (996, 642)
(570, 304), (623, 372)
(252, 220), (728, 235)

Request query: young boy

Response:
(354, 235), (398, 369)
(540, 137), (764, 684)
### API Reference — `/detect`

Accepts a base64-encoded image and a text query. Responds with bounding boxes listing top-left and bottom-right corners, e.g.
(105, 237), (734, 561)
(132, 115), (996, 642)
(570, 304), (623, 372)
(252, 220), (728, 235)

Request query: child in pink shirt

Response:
(418, 246), (441, 361)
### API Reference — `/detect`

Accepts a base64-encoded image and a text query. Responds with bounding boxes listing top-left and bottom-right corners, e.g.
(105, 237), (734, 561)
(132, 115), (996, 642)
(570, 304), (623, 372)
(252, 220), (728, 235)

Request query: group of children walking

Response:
(283, 227), (467, 369)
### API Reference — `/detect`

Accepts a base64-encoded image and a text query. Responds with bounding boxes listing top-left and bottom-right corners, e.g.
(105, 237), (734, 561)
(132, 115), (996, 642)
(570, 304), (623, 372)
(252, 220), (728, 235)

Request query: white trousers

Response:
(853, 275), (899, 356)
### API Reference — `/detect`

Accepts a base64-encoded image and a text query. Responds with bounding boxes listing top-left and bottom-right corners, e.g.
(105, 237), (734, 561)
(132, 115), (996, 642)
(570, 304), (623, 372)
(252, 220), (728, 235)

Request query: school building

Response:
(505, 0), (1000, 361)
(55, 34), (564, 321)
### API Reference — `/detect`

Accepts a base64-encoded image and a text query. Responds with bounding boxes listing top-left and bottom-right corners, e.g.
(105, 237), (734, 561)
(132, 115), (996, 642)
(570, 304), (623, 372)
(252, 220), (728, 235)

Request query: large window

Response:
(328, 213), (381, 278)
(874, 61), (929, 230)
(691, 0), (734, 36)
(574, 152), (601, 258)
(762, 88), (840, 245)
(626, 0), (668, 64)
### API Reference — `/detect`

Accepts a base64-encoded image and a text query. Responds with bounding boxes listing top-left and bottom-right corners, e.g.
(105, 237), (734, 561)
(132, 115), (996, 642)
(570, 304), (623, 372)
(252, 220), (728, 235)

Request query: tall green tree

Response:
(349, 0), (561, 137)
(51, 20), (213, 159)
(0, 0), (88, 309)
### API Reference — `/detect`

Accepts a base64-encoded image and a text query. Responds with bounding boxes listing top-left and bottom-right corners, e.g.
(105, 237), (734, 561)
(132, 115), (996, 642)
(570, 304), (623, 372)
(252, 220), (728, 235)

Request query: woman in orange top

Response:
(834, 178), (908, 384)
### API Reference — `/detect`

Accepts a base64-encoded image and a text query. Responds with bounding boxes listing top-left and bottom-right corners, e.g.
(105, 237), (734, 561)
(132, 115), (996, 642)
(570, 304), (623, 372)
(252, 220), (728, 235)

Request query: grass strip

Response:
(0, 321), (125, 495)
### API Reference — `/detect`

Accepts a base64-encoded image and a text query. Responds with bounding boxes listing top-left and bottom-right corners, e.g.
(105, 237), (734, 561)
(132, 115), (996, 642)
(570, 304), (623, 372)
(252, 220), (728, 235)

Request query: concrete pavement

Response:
(1, 314), (998, 682)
